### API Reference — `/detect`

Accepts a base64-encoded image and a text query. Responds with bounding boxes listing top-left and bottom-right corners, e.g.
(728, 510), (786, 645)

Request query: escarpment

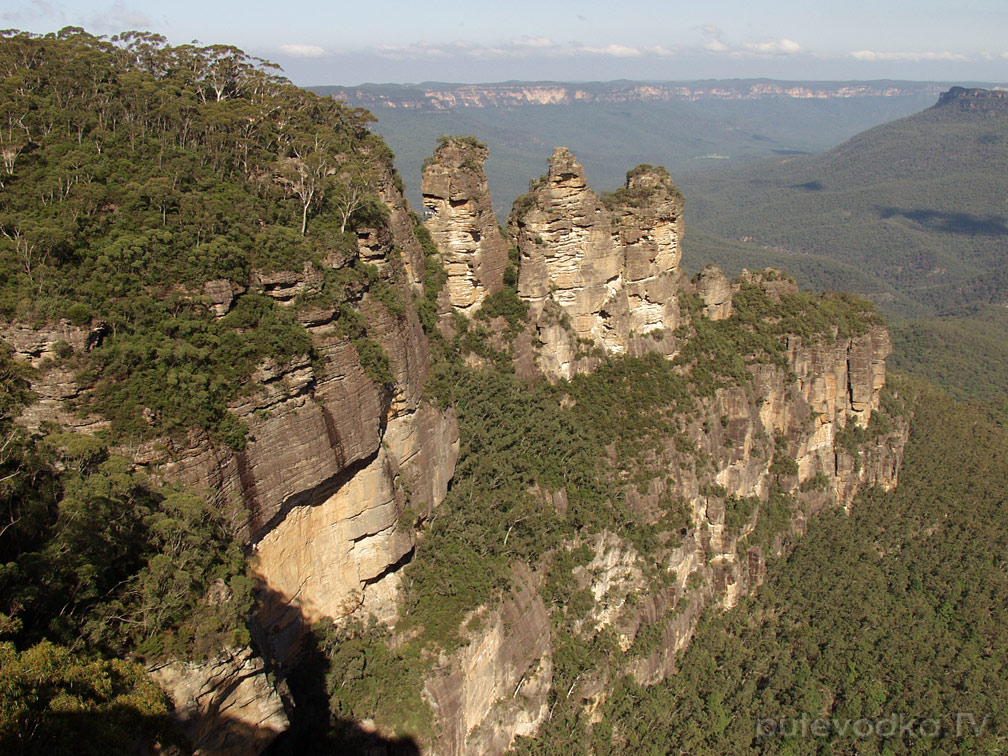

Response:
(402, 144), (906, 756)
(2, 73), (907, 756)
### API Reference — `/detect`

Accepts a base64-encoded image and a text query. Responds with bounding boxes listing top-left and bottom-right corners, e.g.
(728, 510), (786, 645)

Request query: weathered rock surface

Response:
(431, 269), (905, 755)
(253, 404), (459, 666)
(422, 137), (509, 315)
(149, 646), (288, 756)
(425, 563), (551, 756)
(3, 320), (110, 434)
(695, 264), (733, 320)
(509, 148), (683, 378)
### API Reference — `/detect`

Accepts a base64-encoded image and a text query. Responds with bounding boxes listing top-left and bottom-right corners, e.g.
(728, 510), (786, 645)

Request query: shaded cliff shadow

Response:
(257, 586), (420, 756)
(876, 207), (1008, 236)
(0, 707), (181, 756)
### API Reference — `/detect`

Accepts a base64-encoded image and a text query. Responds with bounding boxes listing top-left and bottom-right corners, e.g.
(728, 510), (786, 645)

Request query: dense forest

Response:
(570, 389), (1008, 756)
(0, 28), (401, 753)
(2, 27), (1006, 756)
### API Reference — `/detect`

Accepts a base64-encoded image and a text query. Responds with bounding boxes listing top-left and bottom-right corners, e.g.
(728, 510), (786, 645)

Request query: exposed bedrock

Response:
(421, 137), (509, 315)
(508, 148), (685, 379)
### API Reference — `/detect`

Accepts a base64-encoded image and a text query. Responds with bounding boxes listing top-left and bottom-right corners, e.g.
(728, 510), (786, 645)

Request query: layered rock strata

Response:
(415, 265), (904, 756)
(508, 148), (683, 378)
(149, 647), (289, 756)
(421, 137), (509, 315)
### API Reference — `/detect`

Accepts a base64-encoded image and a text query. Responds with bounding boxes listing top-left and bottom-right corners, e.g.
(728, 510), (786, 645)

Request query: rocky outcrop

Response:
(253, 404), (459, 665)
(422, 137), (509, 315)
(149, 646), (288, 756)
(935, 86), (1008, 113)
(509, 148), (683, 379)
(695, 264), (733, 320)
(3, 320), (110, 434)
(425, 564), (551, 756)
(332, 81), (945, 112)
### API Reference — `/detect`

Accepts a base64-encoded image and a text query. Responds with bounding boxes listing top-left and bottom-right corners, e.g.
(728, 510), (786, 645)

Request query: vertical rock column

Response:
(508, 148), (685, 378)
(421, 137), (509, 315)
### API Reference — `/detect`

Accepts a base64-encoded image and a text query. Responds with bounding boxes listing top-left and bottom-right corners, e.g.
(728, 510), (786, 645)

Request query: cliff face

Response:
(4, 121), (908, 756)
(408, 148), (906, 756)
(934, 86), (1008, 113)
(508, 148), (683, 378)
(438, 308), (900, 756)
(421, 137), (509, 315)
(148, 647), (289, 756)
(159, 177), (460, 678)
(328, 81), (945, 111)
(4, 162), (460, 754)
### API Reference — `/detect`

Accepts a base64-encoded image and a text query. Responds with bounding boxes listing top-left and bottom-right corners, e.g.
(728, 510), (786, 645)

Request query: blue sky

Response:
(4, 0), (1008, 85)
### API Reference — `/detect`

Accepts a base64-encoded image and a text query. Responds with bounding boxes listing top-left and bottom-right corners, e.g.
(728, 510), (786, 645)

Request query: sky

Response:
(4, 0), (1008, 85)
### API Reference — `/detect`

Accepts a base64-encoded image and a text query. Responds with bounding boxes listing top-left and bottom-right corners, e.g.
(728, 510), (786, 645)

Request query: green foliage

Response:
(723, 495), (758, 533)
(601, 163), (683, 209)
(889, 305), (1008, 404)
(318, 618), (432, 740)
(0, 640), (174, 756)
(78, 293), (312, 448)
(588, 389), (1008, 755)
(1, 449), (252, 662)
(476, 285), (529, 333)
(0, 29), (398, 449)
(680, 101), (1008, 404)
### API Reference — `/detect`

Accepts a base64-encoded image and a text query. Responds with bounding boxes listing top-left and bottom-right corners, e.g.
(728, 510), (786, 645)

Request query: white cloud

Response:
(364, 39), (652, 61)
(743, 39), (802, 55)
(695, 25), (800, 57)
(580, 43), (641, 57)
(84, 3), (152, 33)
(511, 36), (554, 48)
(371, 42), (453, 60)
(851, 49), (968, 62)
(280, 44), (327, 58)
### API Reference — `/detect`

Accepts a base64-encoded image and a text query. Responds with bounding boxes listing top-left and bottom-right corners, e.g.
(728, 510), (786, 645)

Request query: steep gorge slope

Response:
(267, 142), (907, 756)
(1, 31), (909, 756)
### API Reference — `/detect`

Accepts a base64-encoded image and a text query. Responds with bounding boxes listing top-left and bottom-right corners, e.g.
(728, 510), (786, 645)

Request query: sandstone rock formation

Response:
(421, 137), (509, 315)
(509, 148), (683, 378)
(416, 266), (904, 755)
(2, 133), (911, 756)
(253, 404), (459, 665)
(695, 264), (733, 320)
(149, 646), (289, 756)
(426, 564), (551, 756)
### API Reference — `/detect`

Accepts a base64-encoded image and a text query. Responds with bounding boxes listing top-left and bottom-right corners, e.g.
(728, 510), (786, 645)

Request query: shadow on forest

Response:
(257, 585), (421, 756)
(876, 207), (1008, 236)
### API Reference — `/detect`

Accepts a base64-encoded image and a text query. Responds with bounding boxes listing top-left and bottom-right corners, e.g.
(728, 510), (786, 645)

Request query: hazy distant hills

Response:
(681, 87), (1008, 317)
(317, 79), (959, 216)
(679, 87), (1008, 402)
(319, 79), (946, 110)
(324, 79), (1008, 401)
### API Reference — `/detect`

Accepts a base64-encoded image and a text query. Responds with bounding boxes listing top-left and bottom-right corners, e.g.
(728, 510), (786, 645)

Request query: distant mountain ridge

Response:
(679, 86), (1008, 402)
(935, 85), (1008, 112)
(318, 79), (957, 111)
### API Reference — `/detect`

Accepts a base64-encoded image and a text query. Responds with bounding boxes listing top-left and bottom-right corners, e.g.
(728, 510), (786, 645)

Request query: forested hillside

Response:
(559, 387), (1008, 756)
(679, 91), (1008, 402)
(1, 28), (1005, 756)
(0, 28), (402, 753)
